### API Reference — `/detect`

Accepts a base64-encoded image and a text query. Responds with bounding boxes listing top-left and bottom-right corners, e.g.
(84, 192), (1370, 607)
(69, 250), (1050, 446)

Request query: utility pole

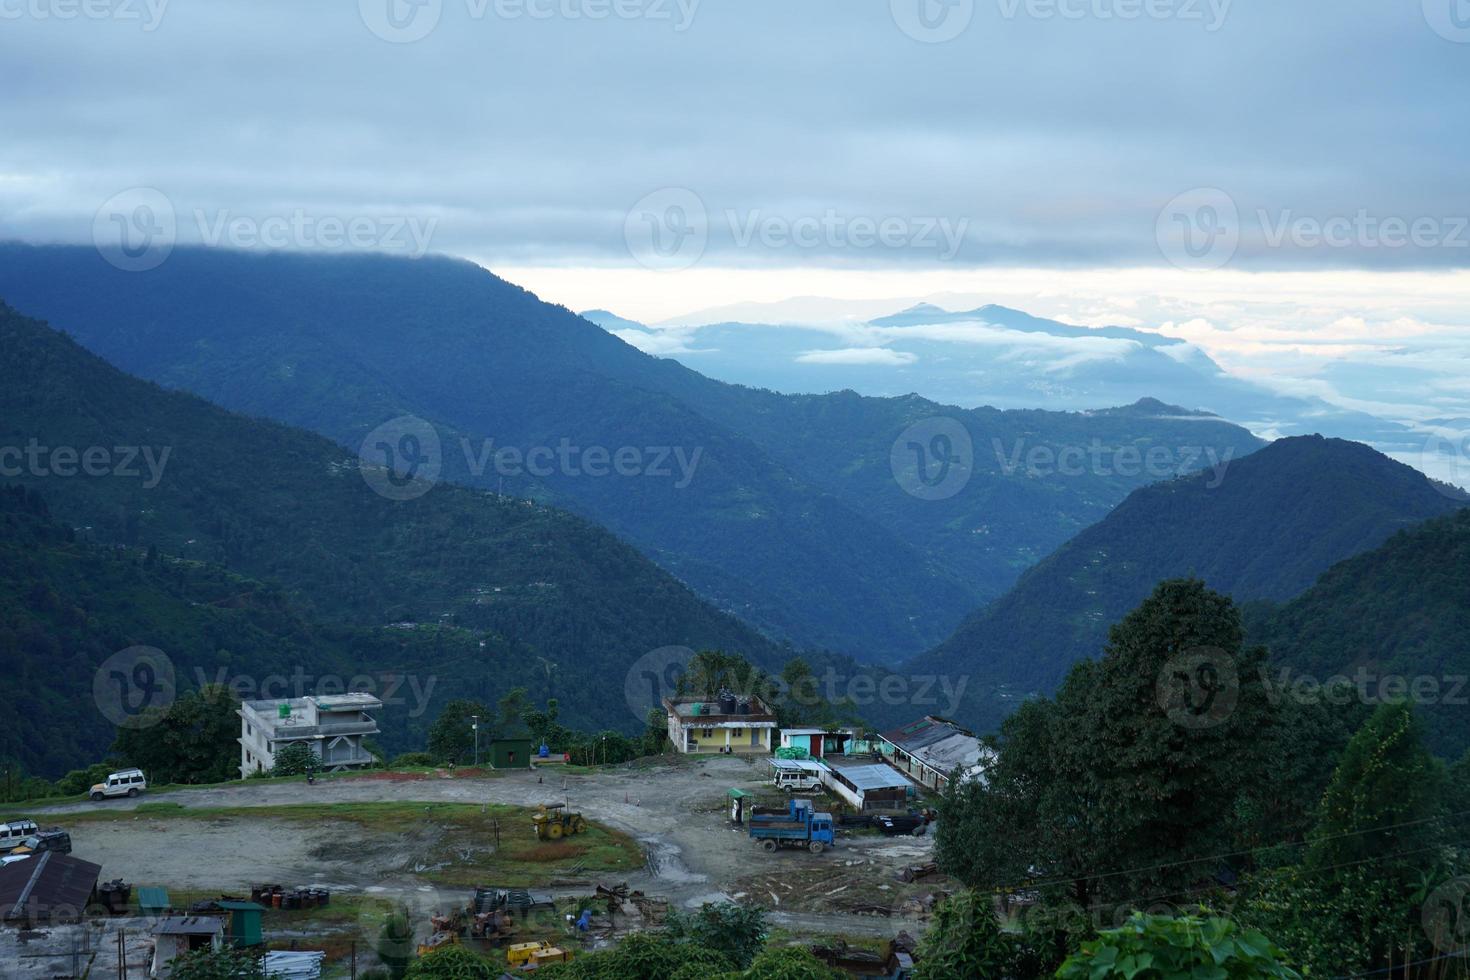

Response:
(470, 715), (480, 767)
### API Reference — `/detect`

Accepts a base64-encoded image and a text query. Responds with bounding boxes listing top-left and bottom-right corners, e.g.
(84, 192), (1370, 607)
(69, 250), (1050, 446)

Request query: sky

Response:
(1, 0), (1467, 432)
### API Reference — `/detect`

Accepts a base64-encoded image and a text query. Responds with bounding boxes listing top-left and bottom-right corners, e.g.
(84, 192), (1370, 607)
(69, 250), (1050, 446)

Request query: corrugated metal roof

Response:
(152, 916), (225, 936)
(0, 851), (101, 922)
(879, 717), (989, 777)
(831, 764), (911, 792)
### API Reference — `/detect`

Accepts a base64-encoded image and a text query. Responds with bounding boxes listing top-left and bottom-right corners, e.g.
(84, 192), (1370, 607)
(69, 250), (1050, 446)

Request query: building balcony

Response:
(268, 719), (379, 739)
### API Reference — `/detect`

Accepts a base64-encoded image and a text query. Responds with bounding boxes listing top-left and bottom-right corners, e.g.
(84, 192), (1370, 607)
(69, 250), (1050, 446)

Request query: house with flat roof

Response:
(663, 691), (777, 754)
(237, 693), (382, 778)
(776, 727), (869, 758)
(823, 761), (912, 813)
(877, 716), (993, 792)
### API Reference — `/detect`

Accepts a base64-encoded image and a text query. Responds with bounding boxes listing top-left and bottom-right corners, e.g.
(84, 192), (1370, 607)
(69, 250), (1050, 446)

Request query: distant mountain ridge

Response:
(911, 435), (1467, 732)
(0, 244), (1265, 660)
(585, 303), (1416, 458)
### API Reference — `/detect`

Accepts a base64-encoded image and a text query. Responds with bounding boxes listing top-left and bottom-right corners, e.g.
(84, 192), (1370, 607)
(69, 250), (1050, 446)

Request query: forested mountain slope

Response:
(0, 303), (790, 773)
(913, 436), (1466, 731)
(1255, 507), (1470, 756)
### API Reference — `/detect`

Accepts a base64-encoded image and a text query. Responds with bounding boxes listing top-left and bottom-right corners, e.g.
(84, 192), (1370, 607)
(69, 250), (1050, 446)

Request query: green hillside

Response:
(1256, 507), (1470, 757)
(0, 302), (791, 773)
(912, 435), (1466, 732)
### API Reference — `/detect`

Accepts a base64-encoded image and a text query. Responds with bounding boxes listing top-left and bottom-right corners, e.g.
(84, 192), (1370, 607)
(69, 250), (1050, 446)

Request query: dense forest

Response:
(1254, 506), (1470, 757)
(935, 579), (1470, 978)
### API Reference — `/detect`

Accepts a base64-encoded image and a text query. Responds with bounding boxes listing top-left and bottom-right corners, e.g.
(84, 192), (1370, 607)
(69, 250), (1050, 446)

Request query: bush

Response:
(1056, 912), (1301, 979)
(391, 752), (436, 768)
(404, 944), (498, 978)
(270, 741), (316, 777)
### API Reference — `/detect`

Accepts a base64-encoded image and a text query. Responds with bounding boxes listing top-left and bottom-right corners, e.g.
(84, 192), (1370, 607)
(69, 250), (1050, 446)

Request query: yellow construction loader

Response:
(531, 803), (586, 841)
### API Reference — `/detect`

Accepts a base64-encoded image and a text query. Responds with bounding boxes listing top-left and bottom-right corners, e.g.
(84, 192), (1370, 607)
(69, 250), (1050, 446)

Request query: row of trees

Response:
(934, 578), (1470, 977)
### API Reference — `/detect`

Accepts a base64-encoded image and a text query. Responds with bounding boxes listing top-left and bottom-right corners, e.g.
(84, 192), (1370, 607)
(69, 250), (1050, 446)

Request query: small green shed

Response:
(216, 900), (266, 948)
(488, 738), (534, 769)
(137, 886), (171, 917)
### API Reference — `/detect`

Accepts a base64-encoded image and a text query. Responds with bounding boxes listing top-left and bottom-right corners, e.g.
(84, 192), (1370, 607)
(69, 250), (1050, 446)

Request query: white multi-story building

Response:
(237, 693), (382, 778)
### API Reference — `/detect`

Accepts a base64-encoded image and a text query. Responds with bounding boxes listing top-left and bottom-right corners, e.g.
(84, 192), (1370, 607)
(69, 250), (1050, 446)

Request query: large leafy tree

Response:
(1308, 700), (1447, 872)
(1054, 580), (1274, 904)
(112, 683), (241, 784)
(426, 698), (491, 765)
(664, 902), (768, 970)
(1237, 702), (1460, 977)
(939, 580), (1278, 910)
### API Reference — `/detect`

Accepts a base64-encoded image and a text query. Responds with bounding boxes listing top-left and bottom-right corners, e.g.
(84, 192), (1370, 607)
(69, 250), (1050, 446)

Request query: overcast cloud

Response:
(1, 0), (1468, 272)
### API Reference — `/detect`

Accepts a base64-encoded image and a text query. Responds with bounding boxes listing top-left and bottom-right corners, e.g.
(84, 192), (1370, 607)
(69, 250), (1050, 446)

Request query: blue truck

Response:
(749, 798), (836, 854)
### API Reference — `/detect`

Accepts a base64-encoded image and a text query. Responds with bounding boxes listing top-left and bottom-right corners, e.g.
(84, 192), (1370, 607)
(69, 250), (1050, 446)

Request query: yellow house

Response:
(663, 692), (776, 754)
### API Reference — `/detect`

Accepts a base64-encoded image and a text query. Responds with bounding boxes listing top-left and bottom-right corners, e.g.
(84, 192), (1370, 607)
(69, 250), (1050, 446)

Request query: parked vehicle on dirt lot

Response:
(875, 811), (931, 837)
(531, 802), (585, 841)
(10, 830), (72, 856)
(749, 798), (836, 854)
(0, 819), (39, 853)
(90, 768), (147, 801)
(772, 766), (825, 792)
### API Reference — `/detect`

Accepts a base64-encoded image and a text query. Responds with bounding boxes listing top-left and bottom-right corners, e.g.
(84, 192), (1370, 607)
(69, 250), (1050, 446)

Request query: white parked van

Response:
(774, 769), (824, 792)
(89, 769), (147, 801)
(0, 820), (39, 853)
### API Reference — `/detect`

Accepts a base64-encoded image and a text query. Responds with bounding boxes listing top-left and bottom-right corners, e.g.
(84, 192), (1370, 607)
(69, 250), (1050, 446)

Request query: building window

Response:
(703, 728), (713, 739)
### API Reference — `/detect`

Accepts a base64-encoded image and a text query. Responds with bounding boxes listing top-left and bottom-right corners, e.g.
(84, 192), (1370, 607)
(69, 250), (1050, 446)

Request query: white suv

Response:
(0, 820), (38, 852)
(90, 769), (147, 801)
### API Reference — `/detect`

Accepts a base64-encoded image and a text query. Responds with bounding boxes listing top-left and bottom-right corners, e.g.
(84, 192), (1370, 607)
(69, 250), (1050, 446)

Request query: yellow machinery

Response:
(507, 941), (572, 971)
(507, 941), (551, 967)
(530, 947), (572, 968)
(531, 803), (586, 841)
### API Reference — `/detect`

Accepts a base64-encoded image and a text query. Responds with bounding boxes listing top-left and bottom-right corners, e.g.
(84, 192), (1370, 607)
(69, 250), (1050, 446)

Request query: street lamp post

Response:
(470, 715), (480, 767)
